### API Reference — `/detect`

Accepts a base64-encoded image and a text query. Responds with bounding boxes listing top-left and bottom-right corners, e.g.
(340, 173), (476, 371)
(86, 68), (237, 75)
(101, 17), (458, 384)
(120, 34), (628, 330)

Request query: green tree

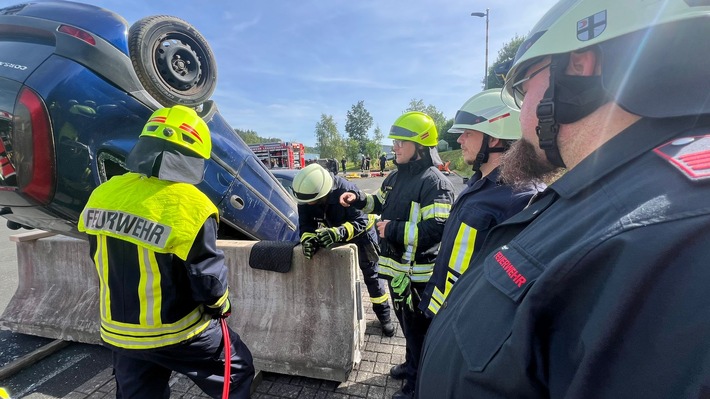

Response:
(234, 129), (281, 144)
(364, 125), (385, 161)
(406, 99), (427, 113)
(405, 100), (447, 141)
(484, 35), (524, 89)
(345, 138), (361, 164)
(440, 117), (459, 150)
(344, 100), (374, 153)
(314, 114), (345, 159)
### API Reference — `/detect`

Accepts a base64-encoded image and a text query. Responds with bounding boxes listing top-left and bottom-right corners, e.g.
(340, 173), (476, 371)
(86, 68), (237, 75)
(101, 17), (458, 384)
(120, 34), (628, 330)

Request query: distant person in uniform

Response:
(341, 157), (347, 174)
(379, 153), (387, 174)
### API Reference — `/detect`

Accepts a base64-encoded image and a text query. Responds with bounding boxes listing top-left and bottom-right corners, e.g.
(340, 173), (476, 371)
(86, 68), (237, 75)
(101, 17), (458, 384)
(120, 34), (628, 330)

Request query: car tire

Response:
(128, 15), (217, 107)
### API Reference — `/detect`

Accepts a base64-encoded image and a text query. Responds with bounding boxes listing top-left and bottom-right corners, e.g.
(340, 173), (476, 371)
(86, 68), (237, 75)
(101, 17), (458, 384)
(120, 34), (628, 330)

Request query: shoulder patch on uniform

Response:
(653, 135), (710, 181)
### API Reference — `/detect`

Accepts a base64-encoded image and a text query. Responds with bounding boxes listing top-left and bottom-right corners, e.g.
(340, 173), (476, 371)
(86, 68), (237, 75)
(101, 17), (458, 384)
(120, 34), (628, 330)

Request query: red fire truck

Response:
(248, 141), (306, 169)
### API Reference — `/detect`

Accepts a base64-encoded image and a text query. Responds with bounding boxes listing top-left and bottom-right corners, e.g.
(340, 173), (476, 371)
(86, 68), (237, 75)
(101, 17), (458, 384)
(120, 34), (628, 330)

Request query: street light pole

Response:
(471, 8), (489, 89)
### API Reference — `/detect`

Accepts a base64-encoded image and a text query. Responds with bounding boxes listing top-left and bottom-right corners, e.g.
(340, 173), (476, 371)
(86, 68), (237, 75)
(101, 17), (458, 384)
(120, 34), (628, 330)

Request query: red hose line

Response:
(220, 318), (231, 399)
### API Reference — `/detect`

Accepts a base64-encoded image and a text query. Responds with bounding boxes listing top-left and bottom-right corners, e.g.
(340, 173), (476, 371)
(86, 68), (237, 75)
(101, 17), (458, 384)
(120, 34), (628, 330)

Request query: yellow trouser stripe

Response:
(370, 293), (390, 304)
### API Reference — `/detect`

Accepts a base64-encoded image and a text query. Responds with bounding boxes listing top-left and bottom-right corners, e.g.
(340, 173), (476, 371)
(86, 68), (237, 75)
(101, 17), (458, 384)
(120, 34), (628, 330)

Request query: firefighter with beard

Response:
(78, 106), (254, 399)
(417, 1), (710, 398)
(340, 111), (455, 399)
(419, 89), (540, 319)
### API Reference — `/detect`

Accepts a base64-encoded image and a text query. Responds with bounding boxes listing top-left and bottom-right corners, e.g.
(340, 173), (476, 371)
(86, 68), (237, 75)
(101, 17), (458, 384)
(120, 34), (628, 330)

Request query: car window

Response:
(276, 177), (294, 197)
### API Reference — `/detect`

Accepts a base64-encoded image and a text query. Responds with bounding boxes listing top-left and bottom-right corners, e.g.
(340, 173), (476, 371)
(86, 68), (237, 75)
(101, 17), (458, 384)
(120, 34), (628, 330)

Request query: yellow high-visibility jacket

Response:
(78, 172), (228, 349)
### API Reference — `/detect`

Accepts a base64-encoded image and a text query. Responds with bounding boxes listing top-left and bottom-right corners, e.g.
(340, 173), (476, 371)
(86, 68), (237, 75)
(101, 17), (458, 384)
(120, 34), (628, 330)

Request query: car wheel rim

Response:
(154, 36), (202, 91)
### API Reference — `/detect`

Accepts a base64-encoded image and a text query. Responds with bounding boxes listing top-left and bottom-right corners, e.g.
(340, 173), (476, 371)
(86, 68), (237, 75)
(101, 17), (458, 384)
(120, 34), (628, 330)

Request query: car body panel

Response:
(0, 1), (129, 52)
(0, 0), (299, 241)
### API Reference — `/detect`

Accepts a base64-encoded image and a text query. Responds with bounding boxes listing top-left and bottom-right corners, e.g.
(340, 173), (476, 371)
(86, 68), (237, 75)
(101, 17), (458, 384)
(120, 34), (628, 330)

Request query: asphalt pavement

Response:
(0, 171), (466, 398)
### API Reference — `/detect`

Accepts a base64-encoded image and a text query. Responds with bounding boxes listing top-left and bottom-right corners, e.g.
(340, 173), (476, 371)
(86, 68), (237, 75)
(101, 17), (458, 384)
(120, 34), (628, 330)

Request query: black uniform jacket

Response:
(351, 158), (455, 281)
(418, 116), (710, 398)
(419, 168), (538, 318)
(298, 174), (378, 258)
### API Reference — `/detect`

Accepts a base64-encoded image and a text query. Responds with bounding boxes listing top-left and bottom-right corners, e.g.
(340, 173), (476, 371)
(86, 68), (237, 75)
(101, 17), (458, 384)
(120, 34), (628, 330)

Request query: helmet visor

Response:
(388, 125), (419, 139)
(454, 109), (487, 125)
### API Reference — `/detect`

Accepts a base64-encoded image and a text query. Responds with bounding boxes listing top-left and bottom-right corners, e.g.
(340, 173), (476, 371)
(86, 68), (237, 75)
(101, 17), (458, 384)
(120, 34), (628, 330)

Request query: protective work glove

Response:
(315, 226), (345, 249)
(300, 232), (320, 259)
(391, 273), (413, 312)
(205, 298), (231, 319)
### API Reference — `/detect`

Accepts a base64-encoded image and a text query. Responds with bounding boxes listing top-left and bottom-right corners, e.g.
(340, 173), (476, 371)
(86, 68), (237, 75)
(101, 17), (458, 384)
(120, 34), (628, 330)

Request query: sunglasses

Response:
(392, 139), (408, 149)
(510, 62), (551, 108)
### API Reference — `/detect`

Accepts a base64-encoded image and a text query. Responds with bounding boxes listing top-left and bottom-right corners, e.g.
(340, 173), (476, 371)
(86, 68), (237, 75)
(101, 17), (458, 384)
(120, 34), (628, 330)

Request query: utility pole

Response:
(471, 8), (489, 89)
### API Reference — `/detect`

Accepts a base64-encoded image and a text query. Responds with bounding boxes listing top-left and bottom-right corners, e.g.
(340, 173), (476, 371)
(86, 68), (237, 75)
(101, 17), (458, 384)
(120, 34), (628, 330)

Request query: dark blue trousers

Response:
(112, 319), (254, 399)
(390, 281), (431, 390)
(361, 259), (391, 322)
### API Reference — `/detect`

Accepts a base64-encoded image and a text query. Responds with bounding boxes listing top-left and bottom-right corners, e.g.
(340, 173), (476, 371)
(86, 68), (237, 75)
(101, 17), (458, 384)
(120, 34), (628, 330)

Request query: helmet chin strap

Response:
(535, 52), (610, 169)
(472, 136), (505, 172)
(535, 55), (567, 168)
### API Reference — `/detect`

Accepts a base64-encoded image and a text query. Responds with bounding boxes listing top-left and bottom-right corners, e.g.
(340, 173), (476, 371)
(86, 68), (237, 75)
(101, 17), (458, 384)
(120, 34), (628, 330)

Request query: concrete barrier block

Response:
(0, 235), (364, 382)
(2, 235), (99, 343)
(220, 240), (365, 381)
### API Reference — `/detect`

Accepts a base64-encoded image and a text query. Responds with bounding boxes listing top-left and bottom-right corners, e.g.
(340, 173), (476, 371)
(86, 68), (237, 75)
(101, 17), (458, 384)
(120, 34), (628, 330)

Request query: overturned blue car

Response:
(0, 0), (298, 241)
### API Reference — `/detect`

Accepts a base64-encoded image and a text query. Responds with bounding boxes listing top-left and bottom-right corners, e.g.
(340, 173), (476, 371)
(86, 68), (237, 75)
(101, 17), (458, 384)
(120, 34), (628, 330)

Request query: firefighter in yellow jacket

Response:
(78, 105), (254, 399)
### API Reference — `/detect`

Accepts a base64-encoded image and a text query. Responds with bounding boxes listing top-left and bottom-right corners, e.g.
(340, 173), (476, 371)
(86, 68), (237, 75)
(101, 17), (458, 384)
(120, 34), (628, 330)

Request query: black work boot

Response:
(391, 382), (414, 399)
(389, 363), (407, 380)
(381, 319), (396, 337)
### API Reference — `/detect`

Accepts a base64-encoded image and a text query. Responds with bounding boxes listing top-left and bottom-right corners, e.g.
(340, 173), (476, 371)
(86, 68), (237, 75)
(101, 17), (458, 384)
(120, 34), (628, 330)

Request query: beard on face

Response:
(500, 138), (564, 190)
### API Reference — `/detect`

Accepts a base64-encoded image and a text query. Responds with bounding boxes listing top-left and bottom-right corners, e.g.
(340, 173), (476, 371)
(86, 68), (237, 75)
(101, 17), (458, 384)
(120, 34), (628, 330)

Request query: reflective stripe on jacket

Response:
(78, 172), (225, 349)
(420, 168), (538, 317)
(79, 173), (218, 260)
(351, 158), (455, 283)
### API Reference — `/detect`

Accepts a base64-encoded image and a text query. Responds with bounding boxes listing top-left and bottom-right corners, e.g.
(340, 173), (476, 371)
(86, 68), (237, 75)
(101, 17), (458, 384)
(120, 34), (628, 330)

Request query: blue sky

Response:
(4, 0), (557, 147)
